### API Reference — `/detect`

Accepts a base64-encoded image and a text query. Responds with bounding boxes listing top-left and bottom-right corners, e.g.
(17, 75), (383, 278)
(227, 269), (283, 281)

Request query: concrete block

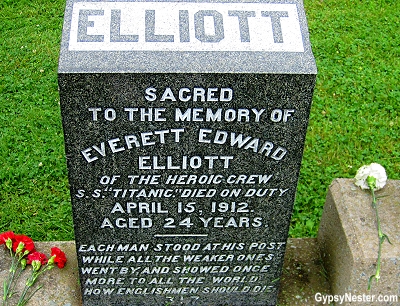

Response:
(318, 178), (400, 305)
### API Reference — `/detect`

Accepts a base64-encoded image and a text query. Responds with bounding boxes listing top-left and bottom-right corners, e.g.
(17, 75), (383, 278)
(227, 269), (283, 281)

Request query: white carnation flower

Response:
(354, 163), (387, 190)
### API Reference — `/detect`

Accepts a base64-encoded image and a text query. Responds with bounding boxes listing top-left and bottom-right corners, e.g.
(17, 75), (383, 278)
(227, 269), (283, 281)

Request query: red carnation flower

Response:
(12, 235), (35, 254)
(0, 231), (15, 245)
(50, 247), (67, 268)
(27, 252), (48, 265)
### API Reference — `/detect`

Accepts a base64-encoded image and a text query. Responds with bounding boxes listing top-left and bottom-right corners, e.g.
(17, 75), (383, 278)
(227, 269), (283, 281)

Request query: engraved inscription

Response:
(68, 2), (304, 52)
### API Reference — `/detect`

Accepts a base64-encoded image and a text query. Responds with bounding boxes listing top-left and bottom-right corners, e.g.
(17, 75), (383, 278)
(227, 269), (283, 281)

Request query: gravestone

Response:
(58, 0), (316, 305)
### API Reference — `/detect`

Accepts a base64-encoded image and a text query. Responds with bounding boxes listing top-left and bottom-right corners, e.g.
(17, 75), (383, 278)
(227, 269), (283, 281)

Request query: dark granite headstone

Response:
(58, 0), (316, 305)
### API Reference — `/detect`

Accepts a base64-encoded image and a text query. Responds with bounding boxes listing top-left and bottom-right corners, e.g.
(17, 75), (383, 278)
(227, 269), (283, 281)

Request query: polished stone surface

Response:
(58, 0), (316, 304)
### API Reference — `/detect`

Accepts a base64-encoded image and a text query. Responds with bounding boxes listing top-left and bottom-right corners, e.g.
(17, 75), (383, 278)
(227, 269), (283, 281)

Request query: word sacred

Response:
(68, 2), (304, 52)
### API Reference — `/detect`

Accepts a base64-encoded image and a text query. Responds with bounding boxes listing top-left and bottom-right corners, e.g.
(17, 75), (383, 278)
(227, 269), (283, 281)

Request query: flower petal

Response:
(354, 163), (387, 190)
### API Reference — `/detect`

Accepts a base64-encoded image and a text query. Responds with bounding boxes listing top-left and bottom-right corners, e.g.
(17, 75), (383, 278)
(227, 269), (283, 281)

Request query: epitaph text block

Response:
(58, 0), (316, 305)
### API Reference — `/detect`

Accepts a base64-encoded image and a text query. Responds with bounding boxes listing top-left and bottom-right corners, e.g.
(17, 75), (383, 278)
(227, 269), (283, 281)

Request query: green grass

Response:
(0, 0), (72, 240)
(291, 0), (400, 236)
(0, 0), (399, 240)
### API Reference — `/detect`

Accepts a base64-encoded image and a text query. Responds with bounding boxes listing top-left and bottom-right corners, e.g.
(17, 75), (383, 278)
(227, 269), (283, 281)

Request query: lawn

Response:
(0, 0), (399, 240)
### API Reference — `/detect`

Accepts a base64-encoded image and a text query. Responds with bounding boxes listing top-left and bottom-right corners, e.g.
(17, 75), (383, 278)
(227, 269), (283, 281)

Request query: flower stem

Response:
(368, 188), (391, 290)
(17, 285), (42, 306)
(3, 252), (20, 304)
(16, 264), (51, 306)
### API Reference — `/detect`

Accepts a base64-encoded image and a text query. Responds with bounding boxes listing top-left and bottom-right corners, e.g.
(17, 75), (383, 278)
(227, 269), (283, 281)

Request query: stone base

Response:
(318, 179), (400, 305)
(0, 241), (81, 306)
(0, 238), (329, 306)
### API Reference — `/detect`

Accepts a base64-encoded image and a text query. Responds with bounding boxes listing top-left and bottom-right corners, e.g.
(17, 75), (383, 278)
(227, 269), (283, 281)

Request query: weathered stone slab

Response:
(0, 241), (81, 306)
(318, 178), (400, 305)
(58, 0), (316, 305)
